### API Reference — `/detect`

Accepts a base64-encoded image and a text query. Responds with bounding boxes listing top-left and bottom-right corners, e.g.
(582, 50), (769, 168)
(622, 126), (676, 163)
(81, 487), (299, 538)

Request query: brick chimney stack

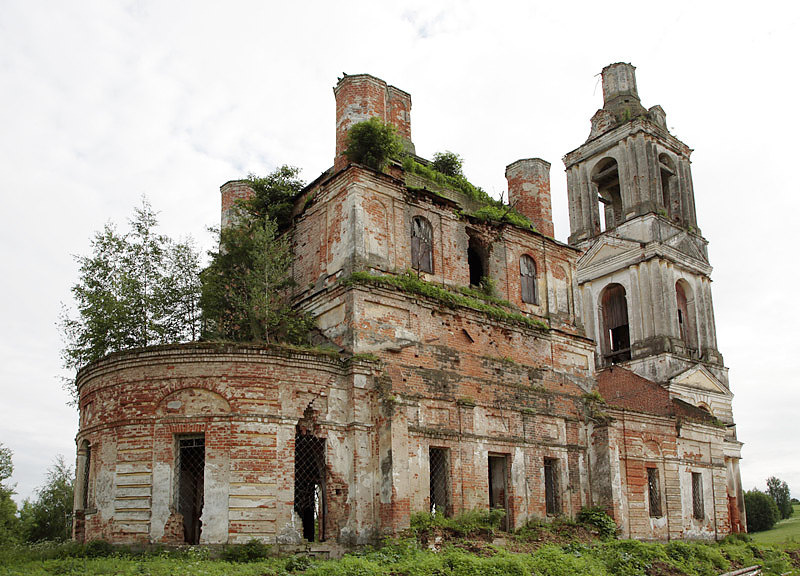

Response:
(333, 74), (414, 171)
(220, 180), (254, 229)
(505, 158), (554, 237)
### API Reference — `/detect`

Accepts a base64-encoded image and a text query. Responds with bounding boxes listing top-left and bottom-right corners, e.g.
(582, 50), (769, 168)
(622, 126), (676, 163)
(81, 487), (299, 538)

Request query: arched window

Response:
(601, 283), (630, 363)
(676, 279), (697, 352)
(411, 216), (433, 273)
(520, 255), (538, 304)
(592, 158), (622, 231)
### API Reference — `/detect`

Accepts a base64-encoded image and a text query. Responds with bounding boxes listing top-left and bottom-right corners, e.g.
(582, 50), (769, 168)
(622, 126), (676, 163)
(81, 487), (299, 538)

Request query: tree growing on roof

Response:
(59, 198), (202, 400)
(200, 166), (314, 344)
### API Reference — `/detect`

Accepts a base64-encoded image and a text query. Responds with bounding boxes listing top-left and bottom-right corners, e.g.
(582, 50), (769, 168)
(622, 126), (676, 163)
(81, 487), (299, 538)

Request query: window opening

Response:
(520, 255), (538, 305)
(467, 235), (487, 287)
(429, 447), (451, 517)
(411, 216), (433, 274)
(295, 425), (326, 542)
(658, 154), (679, 222)
(692, 472), (704, 519)
(647, 467), (662, 517)
(81, 443), (91, 509)
(675, 280), (697, 352)
(544, 458), (561, 516)
(592, 158), (622, 231)
(601, 284), (631, 363)
(177, 436), (205, 545)
(488, 455), (509, 530)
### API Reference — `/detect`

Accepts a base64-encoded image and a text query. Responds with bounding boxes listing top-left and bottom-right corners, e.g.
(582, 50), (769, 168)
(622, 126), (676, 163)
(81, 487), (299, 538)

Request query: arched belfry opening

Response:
(600, 283), (631, 364)
(295, 404), (326, 542)
(592, 158), (623, 231)
(659, 154), (679, 222)
(675, 279), (698, 353)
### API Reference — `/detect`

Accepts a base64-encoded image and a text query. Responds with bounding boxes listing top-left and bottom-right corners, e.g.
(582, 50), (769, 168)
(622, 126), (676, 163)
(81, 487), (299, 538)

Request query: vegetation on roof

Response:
(402, 156), (537, 232)
(342, 270), (549, 332)
(344, 117), (404, 171)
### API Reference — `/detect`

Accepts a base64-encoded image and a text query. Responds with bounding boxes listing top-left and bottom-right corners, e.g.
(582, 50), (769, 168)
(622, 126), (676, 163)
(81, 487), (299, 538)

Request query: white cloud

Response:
(1, 0), (798, 501)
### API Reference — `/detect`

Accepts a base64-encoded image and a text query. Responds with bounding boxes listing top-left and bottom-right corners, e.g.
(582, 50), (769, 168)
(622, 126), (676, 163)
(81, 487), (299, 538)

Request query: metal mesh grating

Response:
(647, 467), (662, 517)
(429, 447), (450, 516)
(692, 472), (704, 519)
(295, 431), (325, 542)
(177, 436), (205, 544)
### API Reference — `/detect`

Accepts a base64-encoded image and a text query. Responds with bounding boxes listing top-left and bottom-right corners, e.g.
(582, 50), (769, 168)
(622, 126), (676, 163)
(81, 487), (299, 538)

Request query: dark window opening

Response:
(601, 284), (631, 363)
(692, 472), (704, 520)
(647, 467), (662, 517)
(81, 443), (91, 509)
(659, 154), (679, 223)
(592, 158), (622, 231)
(676, 281), (697, 352)
(429, 447), (451, 517)
(520, 255), (538, 305)
(488, 455), (509, 530)
(177, 436), (205, 545)
(295, 428), (326, 542)
(411, 216), (433, 274)
(544, 458), (561, 516)
(468, 236), (487, 287)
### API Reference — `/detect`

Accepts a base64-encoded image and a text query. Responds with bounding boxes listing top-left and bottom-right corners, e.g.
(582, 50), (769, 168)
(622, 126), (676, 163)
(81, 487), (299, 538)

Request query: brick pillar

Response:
(333, 74), (414, 171)
(220, 180), (254, 229)
(505, 158), (554, 237)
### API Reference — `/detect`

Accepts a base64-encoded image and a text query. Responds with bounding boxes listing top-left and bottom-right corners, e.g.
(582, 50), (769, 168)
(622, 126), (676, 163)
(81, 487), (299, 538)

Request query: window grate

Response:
(429, 447), (450, 516)
(177, 436), (205, 544)
(691, 472), (704, 520)
(647, 468), (662, 517)
(295, 430), (326, 542)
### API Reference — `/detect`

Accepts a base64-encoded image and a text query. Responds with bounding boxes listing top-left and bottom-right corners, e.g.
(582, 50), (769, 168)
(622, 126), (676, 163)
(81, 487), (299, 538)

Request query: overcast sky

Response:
(1, 0), (798, 504)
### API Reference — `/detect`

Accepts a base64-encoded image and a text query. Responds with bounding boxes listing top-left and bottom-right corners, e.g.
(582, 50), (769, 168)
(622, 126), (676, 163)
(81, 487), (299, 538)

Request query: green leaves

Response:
(344, 117), (404, 171)
(200, 167), (313, 345)
(18, 456), (74, 543)
(60, 198), (202, 386)
(243, 165), (305, 232)
(431, 151), (464, 178)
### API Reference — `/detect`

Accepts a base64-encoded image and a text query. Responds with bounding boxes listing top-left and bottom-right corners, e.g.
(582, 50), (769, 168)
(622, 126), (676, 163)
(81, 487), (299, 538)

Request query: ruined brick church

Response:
(72, 63), (746, 546)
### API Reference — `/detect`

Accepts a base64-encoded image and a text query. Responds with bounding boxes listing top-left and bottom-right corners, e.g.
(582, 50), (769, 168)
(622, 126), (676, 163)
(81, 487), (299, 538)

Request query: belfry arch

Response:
(592, 158), (623, 231)
(599, 283), (630, 364)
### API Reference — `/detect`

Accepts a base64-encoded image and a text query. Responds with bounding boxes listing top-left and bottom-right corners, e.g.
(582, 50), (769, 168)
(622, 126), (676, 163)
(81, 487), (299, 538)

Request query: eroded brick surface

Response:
(74, 66), (743, 546)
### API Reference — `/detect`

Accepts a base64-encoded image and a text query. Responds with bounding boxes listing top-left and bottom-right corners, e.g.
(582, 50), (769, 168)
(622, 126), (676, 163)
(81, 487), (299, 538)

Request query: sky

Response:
(1, 0), (798, 505)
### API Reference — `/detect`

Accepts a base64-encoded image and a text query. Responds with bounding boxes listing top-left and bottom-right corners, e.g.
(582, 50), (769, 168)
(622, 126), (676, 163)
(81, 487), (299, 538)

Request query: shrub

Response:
(344, 117), (403, 171)
(84, 539), (113, 558)
(431, 151), (463, 177)
(220, 538), (271, 562)
(410, 508), (506, 537)
(576, 506), (618, 539)
(745, 489), (781, 532)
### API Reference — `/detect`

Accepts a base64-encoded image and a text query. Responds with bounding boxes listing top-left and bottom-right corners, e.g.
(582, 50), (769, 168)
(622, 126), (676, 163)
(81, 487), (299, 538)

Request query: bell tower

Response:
(565, 63), (721, 379)
(566, 62), (744, 533)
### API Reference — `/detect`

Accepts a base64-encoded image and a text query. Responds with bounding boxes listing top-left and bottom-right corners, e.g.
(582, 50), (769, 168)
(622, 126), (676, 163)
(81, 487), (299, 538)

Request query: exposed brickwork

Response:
(333, 74), (414, 171)
(505, 159), (554, 238)
(220, 180), (254, 229)
(74, 68), (741, 546)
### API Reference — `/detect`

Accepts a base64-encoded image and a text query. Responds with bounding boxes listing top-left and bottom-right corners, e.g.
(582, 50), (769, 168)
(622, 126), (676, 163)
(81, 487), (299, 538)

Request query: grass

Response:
(752, 504), (800, 546)
(1, 529), (798, 576)
(342, 270), (549, 331)
(402, 157), (537, 232)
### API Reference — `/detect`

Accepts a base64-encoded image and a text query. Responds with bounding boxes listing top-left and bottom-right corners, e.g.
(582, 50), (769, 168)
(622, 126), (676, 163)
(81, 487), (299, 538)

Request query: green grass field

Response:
(752, 504), (800, 545)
